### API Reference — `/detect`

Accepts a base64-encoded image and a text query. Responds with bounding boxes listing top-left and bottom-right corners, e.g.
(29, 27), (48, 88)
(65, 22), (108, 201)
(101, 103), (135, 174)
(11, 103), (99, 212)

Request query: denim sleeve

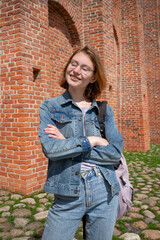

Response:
(38, 101), (91, 161)
(84, 104), (123, 165)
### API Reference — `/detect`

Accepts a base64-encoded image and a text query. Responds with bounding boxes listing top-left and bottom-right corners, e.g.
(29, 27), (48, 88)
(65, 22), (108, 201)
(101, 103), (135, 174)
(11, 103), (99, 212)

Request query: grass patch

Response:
(140, 232), (145, 239)
(148, 222), (160, 230)
(31, 231), (42, 239)
(7, 215), (15, 225)
(116, 219), (128, 233)
(48, 195), (54, 203)
(40, 218), (47, 224)
(112, 236), (120, 240)
(75, 228), (83, 240)
(123, 143), (160, 167)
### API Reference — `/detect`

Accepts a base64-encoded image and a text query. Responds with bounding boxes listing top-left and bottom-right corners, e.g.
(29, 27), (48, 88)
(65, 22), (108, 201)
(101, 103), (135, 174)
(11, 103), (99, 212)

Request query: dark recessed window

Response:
(109, 85), (113, 91)
(33, 68), (40, 82)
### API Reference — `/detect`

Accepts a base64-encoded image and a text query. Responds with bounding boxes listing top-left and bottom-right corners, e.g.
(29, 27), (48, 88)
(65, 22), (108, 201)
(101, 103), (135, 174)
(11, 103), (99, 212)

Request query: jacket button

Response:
(75, 171), (79, 175)
(74, 190), (78, 194)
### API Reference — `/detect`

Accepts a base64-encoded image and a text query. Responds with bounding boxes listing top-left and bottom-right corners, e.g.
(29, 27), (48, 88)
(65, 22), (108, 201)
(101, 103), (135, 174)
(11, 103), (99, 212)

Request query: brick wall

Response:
(1, 0), (50, 194)
(0, 0), (159, 194)
(143, 0), (160, 144)
(120, 0), (151, 151)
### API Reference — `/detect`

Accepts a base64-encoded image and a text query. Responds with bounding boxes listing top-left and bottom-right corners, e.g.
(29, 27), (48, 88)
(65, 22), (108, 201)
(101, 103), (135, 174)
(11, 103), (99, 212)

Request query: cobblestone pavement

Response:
(0, 157), (160, 240)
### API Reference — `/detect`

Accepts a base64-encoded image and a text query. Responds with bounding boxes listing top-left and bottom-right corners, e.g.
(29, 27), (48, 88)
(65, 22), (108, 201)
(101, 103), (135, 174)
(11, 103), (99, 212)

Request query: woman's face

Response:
(65, 51), (96, 93)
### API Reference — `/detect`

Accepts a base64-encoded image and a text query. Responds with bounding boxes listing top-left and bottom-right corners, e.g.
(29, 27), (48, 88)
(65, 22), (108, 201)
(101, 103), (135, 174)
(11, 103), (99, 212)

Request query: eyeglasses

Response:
(68, 59), (95, 75)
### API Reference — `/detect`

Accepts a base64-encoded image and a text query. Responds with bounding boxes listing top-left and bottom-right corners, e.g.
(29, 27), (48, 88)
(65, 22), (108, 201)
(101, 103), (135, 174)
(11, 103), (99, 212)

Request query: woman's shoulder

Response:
(106, 103), (113, 111)
(40, 94), (63, 110)
(104, 103), (114, 118)
(43, 94), (63, 104)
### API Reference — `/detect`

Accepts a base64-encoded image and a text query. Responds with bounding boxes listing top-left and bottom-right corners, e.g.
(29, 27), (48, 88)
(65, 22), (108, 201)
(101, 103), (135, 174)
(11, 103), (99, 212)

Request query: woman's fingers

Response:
(44, 125), (65, 139)
(45, 125), (58, 133)
(48, 134), (58, 138)
(88, 136), (109, 147)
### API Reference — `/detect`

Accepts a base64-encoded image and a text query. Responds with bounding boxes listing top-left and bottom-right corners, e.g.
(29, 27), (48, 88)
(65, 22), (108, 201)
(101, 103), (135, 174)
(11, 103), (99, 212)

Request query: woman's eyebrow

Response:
(71, 59), (78, 63)
(72, 59), (92, 68)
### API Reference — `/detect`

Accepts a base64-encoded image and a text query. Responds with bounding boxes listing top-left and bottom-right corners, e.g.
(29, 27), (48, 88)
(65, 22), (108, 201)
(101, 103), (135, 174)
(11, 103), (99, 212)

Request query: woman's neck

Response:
(68, 89), (92, 108)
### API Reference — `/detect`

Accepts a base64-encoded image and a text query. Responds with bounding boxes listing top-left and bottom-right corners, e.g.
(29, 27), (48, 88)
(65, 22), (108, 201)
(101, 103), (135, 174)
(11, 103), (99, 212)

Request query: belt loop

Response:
(93, 167), (99, 177)
(81, 171), (87, 180)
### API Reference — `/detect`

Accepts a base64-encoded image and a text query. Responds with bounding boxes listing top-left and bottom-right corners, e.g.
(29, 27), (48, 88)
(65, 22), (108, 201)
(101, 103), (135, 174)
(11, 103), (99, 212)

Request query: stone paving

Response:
(0, 156), (160, 240)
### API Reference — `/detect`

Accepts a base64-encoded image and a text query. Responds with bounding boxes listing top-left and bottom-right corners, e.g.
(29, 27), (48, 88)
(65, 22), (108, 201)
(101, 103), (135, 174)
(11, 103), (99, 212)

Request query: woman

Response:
(39, 46), (123, 240)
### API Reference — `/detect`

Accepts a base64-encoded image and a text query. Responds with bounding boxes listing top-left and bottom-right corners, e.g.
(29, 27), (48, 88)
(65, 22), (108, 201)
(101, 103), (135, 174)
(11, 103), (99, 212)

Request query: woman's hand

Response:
(44, 124), (65, 139)
(88, 136), (109, 147)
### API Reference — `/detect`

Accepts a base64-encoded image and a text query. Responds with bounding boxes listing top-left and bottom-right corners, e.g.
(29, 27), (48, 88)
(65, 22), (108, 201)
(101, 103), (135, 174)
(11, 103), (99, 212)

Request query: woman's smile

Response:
(70, 74), (81, 82)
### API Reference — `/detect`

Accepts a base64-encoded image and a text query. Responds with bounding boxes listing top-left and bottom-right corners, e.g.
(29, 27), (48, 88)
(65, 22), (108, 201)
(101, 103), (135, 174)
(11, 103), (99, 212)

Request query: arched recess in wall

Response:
(48, 0), (81, 97)
(113, 25), (121, 129)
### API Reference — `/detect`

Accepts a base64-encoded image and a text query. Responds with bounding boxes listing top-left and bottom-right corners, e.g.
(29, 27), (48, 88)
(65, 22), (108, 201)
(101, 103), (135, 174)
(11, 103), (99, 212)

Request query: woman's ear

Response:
(90, 75), (96, 83)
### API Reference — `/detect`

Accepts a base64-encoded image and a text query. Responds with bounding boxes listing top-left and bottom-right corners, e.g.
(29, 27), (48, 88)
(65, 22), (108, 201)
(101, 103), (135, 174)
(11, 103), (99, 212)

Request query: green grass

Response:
(32, 231), (42, 239)
(7, 215), (15, 225)
(75, 228), (83, 240)
(148, 222), (160, 230)
(123, 143), (160, 167)
(112, 236), (119, 240)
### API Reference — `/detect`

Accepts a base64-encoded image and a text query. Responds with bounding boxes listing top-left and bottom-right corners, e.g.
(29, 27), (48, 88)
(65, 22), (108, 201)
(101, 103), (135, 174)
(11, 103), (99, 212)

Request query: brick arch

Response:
(48, 0), (81, 48)
(48, 0), (81, 97)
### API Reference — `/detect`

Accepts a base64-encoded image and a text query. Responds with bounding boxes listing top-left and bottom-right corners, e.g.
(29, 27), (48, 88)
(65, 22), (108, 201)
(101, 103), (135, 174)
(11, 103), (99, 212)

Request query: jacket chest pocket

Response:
(85, 119), (101, 137)
(51, 111), (73, 138)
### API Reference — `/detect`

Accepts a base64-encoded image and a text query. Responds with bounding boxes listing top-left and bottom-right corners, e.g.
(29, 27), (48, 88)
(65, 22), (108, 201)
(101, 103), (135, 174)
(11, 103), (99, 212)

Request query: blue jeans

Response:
(42, 167), (119, 240)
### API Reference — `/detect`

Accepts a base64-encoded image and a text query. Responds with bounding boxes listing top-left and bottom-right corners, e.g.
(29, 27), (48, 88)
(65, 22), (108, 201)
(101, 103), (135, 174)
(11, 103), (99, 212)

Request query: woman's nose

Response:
(73, 65), (81, 74)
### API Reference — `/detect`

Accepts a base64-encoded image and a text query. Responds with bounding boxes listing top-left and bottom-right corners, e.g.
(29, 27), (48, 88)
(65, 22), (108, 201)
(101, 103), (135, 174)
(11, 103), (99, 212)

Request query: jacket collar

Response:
(60, 90), (74, 105)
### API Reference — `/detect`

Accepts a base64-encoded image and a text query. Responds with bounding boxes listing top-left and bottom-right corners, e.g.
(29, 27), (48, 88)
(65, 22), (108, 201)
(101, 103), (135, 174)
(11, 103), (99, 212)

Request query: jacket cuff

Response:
(79, 136), (91, 154)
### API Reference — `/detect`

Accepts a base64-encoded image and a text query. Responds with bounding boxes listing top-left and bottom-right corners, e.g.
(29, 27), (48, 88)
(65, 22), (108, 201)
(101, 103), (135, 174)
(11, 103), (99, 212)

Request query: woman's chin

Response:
(67, 79), (80, 87)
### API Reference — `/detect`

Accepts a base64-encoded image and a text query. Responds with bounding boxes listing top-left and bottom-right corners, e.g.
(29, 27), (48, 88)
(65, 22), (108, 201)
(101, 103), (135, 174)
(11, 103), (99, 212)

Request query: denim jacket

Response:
(38, 90), (123, 197)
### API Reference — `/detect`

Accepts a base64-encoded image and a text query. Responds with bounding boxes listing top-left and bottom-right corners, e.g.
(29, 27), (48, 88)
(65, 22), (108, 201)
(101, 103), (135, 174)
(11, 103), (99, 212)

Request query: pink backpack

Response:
(115, 153), (133, 219)
(97, 101), (133, 220)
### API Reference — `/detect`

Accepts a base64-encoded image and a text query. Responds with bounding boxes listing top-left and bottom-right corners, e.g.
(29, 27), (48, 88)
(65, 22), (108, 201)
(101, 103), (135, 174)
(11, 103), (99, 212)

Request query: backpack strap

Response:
(97, 101), (107, 138)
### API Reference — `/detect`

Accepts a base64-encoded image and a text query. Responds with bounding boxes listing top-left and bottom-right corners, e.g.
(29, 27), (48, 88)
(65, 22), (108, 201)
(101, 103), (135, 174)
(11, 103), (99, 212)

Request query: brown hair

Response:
(60, 46), (107, 100)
